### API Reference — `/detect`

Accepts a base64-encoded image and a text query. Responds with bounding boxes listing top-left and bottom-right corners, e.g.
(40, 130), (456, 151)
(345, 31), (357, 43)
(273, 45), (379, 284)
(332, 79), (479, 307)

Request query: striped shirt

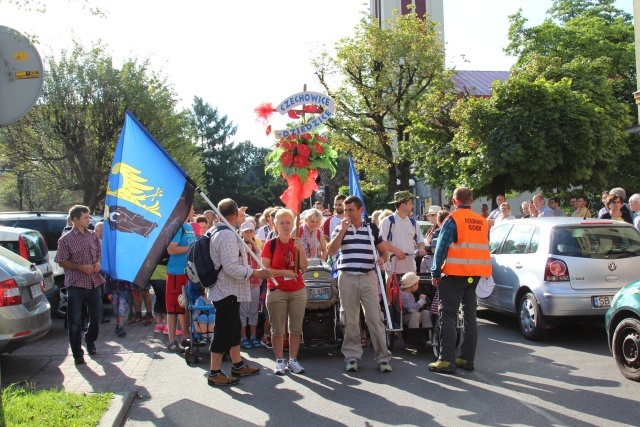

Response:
(55, 228), (105, 289)
(331, 222), (382, 274)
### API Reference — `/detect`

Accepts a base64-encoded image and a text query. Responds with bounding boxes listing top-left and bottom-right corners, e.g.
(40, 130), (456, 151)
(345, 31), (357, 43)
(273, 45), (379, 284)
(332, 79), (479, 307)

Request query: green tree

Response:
(0, 41), (202, 212)
(313, 9), (452, 196)
(411, 0), (634, 198)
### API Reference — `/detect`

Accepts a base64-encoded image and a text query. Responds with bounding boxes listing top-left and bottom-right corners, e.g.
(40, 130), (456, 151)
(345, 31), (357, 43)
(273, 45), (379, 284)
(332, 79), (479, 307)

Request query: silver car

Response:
(482, 217), (640, 340)
(0, 245), (52, 354)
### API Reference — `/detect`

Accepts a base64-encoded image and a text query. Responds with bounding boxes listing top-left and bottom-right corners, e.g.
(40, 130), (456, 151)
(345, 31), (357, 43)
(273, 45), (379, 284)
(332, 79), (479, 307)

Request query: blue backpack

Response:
(186, 225), (231, 289)
(386, 215), (418, 244)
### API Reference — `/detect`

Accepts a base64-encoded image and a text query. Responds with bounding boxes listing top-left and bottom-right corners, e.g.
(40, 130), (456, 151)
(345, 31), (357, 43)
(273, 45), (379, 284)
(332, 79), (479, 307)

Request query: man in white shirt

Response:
(533, 194), (555, 217)
(379, 191), (427, 276)
(487, 194), (506, 227)
(323, 194), (347, 241)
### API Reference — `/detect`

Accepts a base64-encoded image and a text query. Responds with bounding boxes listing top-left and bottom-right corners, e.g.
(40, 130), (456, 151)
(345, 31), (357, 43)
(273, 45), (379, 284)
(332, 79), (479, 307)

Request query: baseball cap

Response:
(240, 222), (255, 232)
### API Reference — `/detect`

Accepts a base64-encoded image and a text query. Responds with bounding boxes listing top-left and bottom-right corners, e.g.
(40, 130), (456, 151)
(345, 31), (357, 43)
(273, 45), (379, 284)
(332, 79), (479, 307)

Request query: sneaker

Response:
(181, 338), (191, 348)
(127, 316), (143, 325)
(74, 356), (85, 365)
(346, 360), (359, 372)
(115, 326), (127, 338)
(85, 341), (96, 355)
(274, 359), (286, 375)
(287, 358), (305, 374)
(167, 340), (183, 353)
(143, 314), (153, 326)
(162, 324), (169, 335)
(250, 337), (261, 348)
(231, 363), (260, 377)
(455, 358), (475, 371)
(261, 336), (273, 349)
(428, 359), (457, 373)
(207, 371), (239, 386)
(154, 324), (163, 334)
(240, 337), (252, 350)
(379, 362), (392, 373)
(283, 339), (289, 351)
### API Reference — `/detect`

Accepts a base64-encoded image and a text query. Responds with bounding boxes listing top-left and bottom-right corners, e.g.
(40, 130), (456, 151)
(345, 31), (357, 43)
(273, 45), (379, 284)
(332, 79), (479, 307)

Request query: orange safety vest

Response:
(442, 208), (492, 277)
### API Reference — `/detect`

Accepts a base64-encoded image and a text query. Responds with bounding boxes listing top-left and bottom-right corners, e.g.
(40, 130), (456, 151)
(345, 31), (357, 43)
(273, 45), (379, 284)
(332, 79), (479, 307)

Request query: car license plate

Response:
(307, 286), (329, 301)
(30, 284), (43, 298)
(592, 295), (613, 308)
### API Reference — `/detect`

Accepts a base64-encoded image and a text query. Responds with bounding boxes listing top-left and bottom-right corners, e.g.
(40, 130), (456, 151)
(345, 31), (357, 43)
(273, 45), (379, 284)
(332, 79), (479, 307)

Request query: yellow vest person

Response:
(429, 186), (491, 373)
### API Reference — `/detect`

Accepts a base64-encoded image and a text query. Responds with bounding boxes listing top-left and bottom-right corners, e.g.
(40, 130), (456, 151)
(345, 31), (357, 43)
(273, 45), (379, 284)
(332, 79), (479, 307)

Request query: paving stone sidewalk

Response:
(1, 313), (169, 394)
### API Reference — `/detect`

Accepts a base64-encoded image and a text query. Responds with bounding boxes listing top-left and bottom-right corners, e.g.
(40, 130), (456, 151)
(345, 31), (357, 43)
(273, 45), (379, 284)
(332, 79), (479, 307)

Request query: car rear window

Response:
(0, 218), (66, 251)
(550, 226), (640, 259)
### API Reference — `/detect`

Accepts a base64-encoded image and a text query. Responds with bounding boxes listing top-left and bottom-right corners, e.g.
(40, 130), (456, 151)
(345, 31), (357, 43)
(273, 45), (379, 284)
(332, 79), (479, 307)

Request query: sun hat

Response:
(427, 205), (441, 215)
(389, 190), (414, 204)
(401, 272), (420, 289)
(240, 221), (255, 232)
(475, 276), (495, 298)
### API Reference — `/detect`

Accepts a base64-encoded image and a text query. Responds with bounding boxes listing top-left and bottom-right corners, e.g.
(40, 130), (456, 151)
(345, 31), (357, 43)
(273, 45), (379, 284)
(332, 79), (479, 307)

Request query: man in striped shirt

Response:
(328, 196), (393, 373)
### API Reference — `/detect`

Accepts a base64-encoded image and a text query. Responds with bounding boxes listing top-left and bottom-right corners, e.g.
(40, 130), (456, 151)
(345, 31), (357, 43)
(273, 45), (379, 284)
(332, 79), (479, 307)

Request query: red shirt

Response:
(261, 238), (305, 292)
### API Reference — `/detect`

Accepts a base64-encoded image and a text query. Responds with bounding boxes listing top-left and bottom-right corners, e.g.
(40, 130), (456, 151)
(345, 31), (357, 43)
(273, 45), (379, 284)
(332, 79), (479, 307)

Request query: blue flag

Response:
(102, 111), (195, 286)
(348, 156), (368, 218)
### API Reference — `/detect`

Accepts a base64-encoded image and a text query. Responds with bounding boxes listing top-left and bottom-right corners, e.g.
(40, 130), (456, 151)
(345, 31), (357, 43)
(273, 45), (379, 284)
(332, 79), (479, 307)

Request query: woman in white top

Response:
(494, 202), (515, 226)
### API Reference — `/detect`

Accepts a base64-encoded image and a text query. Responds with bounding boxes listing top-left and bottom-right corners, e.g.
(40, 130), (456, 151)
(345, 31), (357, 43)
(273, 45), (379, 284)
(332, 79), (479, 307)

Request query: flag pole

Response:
(191, 184), (278, 287)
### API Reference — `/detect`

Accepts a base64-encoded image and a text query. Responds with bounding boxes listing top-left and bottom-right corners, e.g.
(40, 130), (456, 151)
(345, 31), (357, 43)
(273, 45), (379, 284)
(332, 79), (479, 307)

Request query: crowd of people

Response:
(63, 184), (640, 383)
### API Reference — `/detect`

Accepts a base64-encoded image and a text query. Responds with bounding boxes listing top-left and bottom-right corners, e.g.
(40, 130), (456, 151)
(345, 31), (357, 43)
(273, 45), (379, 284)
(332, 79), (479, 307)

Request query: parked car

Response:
(0, 245), (52, 354)
(0, 226), (57, 313)
(482, 217), (640, 340)
(605, 281), (640, 382)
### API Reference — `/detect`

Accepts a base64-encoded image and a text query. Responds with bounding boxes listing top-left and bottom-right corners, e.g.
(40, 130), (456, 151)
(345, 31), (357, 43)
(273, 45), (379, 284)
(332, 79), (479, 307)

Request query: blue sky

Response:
(1, 0), (633, 146)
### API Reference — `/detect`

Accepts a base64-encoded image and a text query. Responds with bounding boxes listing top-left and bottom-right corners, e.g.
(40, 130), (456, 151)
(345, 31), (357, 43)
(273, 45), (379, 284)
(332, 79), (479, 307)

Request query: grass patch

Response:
(0, 383), (113, 427)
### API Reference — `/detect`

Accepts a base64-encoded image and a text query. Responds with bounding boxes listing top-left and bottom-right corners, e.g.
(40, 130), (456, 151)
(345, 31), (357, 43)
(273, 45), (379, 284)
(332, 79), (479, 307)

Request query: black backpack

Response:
(186, 225), (231, 288)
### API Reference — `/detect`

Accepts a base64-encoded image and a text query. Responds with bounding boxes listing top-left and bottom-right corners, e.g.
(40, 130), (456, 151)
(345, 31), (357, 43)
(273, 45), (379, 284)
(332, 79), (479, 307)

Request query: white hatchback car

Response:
(482, 217), (640, 340)
(0, 226), (55, 305)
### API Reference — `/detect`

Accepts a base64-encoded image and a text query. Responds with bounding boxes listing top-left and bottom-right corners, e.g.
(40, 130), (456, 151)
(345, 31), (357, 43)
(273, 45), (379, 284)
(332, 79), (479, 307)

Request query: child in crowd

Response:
(400, 273), (433, 329)
(192, 290), (215, 344)
(240, 221), (263, 349)
(105, 277), (131, 338)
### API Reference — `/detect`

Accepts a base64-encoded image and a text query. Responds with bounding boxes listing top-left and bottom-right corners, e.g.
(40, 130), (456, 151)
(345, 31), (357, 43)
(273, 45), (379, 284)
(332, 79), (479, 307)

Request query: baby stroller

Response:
(183, 281), (215, 365)
(300, 258), (343, 347)
(384, 254), (434, 352)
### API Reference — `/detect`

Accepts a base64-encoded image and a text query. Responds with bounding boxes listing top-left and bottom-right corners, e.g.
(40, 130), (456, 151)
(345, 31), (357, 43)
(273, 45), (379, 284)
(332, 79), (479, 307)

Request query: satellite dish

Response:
(0, 25), (44, 127)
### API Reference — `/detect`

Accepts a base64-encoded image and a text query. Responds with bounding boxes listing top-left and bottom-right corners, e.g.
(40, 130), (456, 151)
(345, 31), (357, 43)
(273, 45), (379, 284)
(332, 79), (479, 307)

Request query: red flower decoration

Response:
(281, 140), (297, 151)
(297, 143), (311, 157)
(280, 152), (293, 167)
(300, 133), (313, 140)
(313, 142), (324, 154)
(293, 155), (310, 168)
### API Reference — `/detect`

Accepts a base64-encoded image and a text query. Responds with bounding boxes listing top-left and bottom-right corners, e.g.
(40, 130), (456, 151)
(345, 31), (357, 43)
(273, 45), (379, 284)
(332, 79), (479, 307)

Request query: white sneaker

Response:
(274, 359), (286, 376)
(287, 358), (305, 374)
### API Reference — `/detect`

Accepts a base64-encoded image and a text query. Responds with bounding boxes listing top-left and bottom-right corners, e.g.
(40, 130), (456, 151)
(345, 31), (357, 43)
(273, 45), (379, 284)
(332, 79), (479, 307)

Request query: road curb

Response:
(98, 390), (135, 427)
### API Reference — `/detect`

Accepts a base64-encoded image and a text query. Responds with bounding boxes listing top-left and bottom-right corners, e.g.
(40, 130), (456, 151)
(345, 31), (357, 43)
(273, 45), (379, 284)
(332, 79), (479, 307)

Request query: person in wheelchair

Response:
(400, 273), (433, 329)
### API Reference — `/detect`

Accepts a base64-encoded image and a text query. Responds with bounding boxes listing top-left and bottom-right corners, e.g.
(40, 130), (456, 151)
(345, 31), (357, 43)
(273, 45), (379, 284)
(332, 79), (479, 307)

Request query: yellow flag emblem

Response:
(106, 162), (163, 217)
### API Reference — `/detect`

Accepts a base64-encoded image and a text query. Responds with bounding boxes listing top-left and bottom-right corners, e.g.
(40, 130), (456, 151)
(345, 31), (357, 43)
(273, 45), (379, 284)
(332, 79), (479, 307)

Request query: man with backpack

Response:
(206, 198), (273, 386)
(379, 191), (427, 279)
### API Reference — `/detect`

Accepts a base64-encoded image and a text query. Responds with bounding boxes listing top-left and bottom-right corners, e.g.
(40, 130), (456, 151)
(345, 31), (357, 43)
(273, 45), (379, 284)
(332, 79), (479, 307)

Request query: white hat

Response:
(240, 221), (255, 232)
(401, 272), (419, 289)
(427, 205), (441, 215)
(476, 276), (495, 299)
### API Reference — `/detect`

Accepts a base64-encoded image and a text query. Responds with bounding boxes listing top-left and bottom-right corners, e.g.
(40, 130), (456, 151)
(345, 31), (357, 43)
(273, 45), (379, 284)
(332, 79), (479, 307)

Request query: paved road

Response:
(122, 309), (640, 427)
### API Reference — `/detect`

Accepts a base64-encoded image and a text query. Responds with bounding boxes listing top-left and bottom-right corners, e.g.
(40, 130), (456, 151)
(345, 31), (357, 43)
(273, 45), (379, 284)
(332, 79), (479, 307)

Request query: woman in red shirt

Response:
(261, 209), (308, 375)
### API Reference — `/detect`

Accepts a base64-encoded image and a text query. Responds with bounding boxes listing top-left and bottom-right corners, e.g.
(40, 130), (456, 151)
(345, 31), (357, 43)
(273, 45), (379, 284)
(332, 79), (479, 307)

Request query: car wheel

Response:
(519, 292), (547, 341)
(612, 318), (640, 382)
